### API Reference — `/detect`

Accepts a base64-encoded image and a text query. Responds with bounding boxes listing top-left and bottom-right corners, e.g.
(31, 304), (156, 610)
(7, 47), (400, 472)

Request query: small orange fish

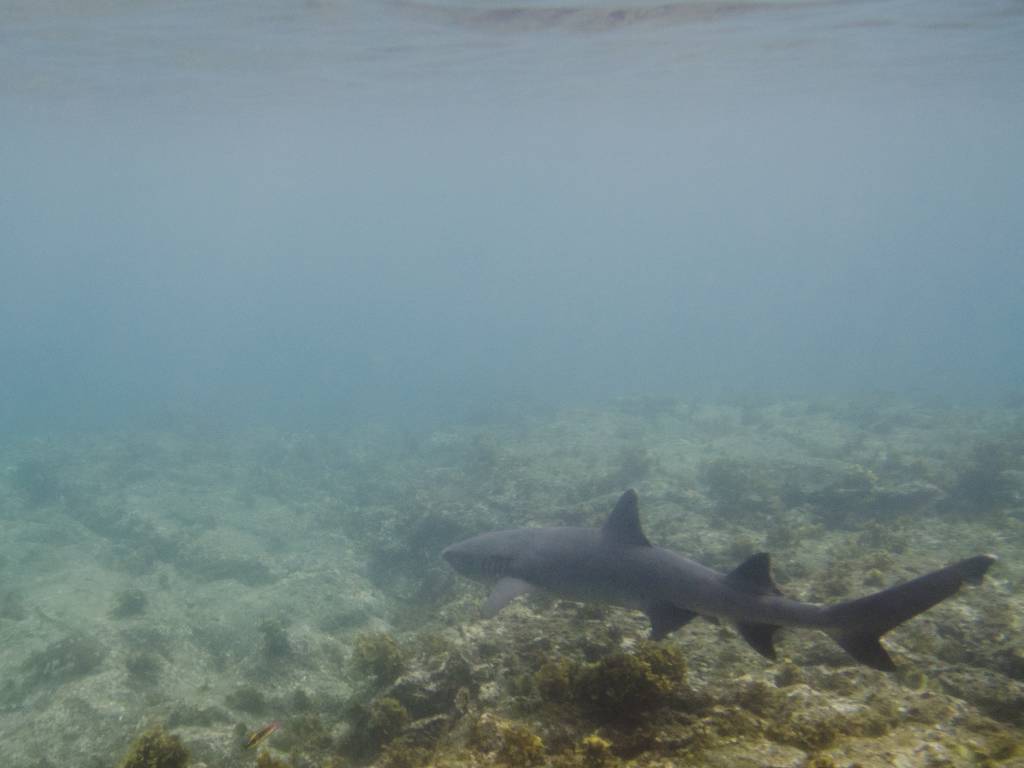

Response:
(243, 721), (280, 750)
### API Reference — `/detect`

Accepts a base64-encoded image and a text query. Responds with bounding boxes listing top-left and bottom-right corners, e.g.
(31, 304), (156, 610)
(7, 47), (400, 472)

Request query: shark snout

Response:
(441, 543), (464, 569)
(441, 540), (480, 577)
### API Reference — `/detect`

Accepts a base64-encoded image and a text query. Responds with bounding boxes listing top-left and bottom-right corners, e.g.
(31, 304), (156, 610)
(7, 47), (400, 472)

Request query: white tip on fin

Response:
(482, 577), (533, 618)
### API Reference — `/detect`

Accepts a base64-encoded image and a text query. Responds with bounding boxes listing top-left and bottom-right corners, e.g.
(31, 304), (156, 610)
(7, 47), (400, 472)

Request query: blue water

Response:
(2, 0), (1023, 434)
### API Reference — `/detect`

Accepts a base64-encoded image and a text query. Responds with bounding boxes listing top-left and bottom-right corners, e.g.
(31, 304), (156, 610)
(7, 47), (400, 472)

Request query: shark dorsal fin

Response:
(601, 489), (651, 548)
(725, 553), (782, 596)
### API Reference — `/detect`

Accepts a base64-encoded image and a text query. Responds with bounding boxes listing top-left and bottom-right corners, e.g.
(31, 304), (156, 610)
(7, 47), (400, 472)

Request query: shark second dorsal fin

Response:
(725, 553), (782, 596)
(601, 489), (651, 548)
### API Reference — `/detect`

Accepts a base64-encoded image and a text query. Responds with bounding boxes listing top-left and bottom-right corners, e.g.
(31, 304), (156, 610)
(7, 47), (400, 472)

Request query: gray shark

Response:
(442, 489), (996, 670)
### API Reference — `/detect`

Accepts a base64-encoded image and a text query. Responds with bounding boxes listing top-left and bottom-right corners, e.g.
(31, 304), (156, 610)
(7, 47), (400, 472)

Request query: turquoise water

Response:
(3, 0), (1023, 434)
(1, 2), (1023, 766)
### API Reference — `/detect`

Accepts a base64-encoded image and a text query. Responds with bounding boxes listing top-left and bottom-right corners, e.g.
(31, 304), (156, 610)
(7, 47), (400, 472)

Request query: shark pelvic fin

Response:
(725, 553), (782, 596)
(736, 622), (781, 660)
(482, 577), (532, 618)
(646, 601), (698, 641)
(601, 489), (651, 548)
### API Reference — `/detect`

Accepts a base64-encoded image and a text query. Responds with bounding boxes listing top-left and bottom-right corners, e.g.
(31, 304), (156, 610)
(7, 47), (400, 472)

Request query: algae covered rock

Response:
(110, 588), (148, 619)
(21, 633), (107, 688)
(535, 658), (574, 703)
(572, 642), (688, 722)
(116, 724), (189, 768)
(369, 696), (411, 745)
(385, 650), (474, 718)
(11, 457), (64, 507)
(255, 751), (290, 768)
(343, 695), (412, 760)
(577, 732), (618, 768)
(472, 713), (546, 766)
(351, 631), (405, 685)
(699, 457), (773, 521)
(259, 617), (292, 659)
(701, 739), (807, 768)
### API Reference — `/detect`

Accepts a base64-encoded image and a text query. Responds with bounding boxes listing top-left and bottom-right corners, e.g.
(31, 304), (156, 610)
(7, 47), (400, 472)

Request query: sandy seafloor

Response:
(1, 396), (1022, 767)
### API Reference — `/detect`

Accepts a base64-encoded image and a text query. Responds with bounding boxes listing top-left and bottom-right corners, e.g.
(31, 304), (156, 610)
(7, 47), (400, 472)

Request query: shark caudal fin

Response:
(822, 554), (997, 671)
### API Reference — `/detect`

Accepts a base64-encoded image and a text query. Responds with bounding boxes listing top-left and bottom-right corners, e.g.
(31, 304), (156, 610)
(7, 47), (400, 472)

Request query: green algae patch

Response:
(497, 723), (546, 766)
(571, 642), (688, 722)
(352, 631), (406, 685)
(342, 696), (412, 761)
(369, 696), (411, 745)
(575, 733), (619, 768)
(378, 745), (435, 768)
(254, 751), (290, 768)
(116, 725), (189, 768)
(534, 658), (574, 703)
(472, 713), (546, 766)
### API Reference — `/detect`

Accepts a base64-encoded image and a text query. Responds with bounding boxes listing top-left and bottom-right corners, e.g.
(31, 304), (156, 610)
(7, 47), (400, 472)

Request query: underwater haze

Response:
(2, 0), (1023, 435)
(2, 2), (1024, 768)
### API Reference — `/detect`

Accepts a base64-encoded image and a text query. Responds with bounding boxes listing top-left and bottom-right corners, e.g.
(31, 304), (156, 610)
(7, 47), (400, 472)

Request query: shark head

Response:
(442, 531), (519, 583)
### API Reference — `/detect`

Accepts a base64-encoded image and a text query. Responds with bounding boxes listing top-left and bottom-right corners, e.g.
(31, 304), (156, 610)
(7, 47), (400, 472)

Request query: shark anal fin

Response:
(601, 489), (652, 548)
(736, 622), (781, 660)
(726, 553), (782, 596)
(482, 577), (533, 618)
(646, 602), (698, 641)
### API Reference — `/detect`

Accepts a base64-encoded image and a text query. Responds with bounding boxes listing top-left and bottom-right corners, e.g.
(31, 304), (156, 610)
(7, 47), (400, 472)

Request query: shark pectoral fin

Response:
(646, 602), (698, 641)
(482, 577), (533, 618)
(736, 622), (781, 660)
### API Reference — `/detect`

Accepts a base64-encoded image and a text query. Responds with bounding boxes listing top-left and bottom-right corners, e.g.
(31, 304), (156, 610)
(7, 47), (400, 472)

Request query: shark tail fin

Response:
(823, 554), (997, 671)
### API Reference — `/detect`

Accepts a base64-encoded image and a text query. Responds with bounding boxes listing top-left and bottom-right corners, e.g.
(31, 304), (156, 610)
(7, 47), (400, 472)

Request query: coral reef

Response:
(1, 399), (1022, 768)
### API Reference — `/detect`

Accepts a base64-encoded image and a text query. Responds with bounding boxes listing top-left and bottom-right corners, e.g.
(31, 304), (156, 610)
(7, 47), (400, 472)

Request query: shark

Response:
(442, 489), (996, 670)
